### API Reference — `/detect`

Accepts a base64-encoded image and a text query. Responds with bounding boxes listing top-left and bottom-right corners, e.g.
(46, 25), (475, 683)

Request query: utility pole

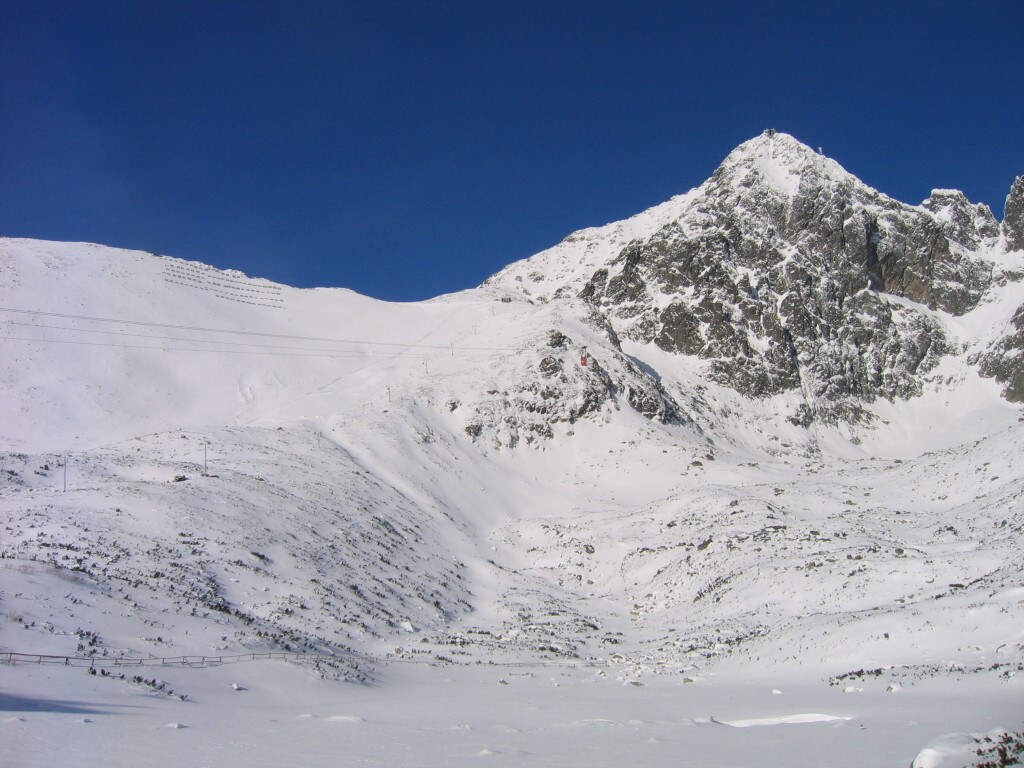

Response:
(63, 454), (67, 492)
(203, 443), (208, 475)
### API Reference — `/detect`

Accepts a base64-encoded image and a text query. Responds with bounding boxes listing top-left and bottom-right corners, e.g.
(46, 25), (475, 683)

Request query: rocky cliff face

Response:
(977, 177), (1024, 402)
(1003, 176), (1024, 253)
(977, 303), (1024, 402)
(490, 131), (1022, 424)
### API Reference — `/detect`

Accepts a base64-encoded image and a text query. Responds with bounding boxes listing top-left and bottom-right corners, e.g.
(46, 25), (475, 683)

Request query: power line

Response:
(0, 334), (398, 358)
(0, 306), (505, 353)
(3, 320), (474, 356)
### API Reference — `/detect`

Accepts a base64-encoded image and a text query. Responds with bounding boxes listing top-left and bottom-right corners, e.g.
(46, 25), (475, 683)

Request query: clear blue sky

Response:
(2, 1), (1023, 301)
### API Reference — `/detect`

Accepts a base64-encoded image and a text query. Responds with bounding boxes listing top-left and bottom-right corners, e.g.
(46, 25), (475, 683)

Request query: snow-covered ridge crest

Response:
(483, 189), (700, 303)
(486, 130), (863, 304)
(714, 129), (856, 199)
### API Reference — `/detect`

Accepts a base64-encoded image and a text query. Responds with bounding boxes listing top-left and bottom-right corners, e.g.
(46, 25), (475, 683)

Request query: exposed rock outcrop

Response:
(573, 132), (991, 422)
(978, 302), (1024, 403)
(486, 131), (1021, 426)
(461, 319), (685, 449)
(1003, 176), (1024, 252)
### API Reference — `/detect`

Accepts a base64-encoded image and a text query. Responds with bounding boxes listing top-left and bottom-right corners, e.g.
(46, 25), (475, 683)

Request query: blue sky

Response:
(2, 1), (1023, 301)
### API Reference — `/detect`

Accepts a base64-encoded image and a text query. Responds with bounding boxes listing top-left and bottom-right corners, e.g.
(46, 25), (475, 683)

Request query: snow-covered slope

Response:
(3, 132), (1024, 767)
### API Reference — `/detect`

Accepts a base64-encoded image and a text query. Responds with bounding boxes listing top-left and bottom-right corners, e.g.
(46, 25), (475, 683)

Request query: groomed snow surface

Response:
(1, 238), (1023, 766)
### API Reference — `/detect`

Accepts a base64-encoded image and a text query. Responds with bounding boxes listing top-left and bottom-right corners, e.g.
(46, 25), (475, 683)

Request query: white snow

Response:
(1, 233), (1023, 767)
(485, 190), (699, 302)
(714, 713), (852, 727)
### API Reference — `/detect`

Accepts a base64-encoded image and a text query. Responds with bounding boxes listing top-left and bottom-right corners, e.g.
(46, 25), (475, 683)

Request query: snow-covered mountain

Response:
(2, 132), (1023, 767)
(489, 130), (1024, 422)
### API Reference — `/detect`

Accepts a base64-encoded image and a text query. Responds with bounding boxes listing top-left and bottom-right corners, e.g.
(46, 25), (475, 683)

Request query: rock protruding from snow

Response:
(1003, 176), (1024, 252)
(489, 130), (1023, 420)
(977, 302), (1024, 402)
(922, 189), (1000, 251)
(461, 314), (686, 449)
(576, 131), (993, 422)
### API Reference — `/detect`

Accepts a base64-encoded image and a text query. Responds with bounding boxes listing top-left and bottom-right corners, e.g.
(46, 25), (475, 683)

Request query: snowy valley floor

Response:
(2, 419), (1024, 767)
(3, 655), (1021, 768)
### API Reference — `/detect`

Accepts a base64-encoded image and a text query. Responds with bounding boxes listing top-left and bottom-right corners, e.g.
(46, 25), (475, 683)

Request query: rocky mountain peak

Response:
(711, 129), (852, 200)
(485, 132), (1022, 424)
(1004, 175), (1024, 252)
(922, 189), (1000, 250)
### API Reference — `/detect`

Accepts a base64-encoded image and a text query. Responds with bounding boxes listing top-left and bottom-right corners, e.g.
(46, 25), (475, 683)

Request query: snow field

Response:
(3, 659), (1020, 768)
(2, 236), (1023, 765)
